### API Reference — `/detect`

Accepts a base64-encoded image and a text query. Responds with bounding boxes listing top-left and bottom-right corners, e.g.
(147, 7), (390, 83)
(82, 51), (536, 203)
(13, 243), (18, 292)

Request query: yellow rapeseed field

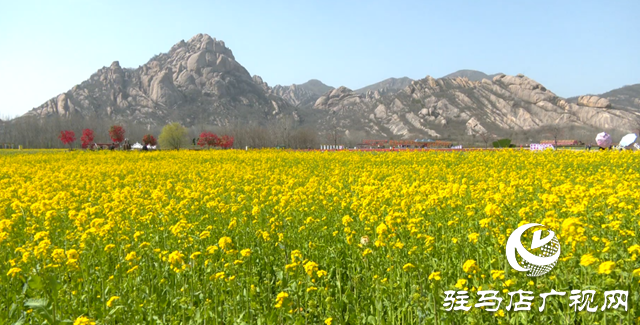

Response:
(0, 149), (638, 324)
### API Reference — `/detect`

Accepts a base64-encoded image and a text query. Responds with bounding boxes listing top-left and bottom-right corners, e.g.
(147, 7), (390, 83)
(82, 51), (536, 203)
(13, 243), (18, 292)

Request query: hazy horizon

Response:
(1, 0), (638, 118)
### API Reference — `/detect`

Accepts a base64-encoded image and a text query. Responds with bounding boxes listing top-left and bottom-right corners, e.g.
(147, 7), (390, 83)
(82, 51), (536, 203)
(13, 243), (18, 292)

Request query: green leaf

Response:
(28, 275), (43, 290)
(24, 298), (47, 309)
(23, 298), (55, 325)
(12, 314), (25, 325)
(108, 305), (123, 316)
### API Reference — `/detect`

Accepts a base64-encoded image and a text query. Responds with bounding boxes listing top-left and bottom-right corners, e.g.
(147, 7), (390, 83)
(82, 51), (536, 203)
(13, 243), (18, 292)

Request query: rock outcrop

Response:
(26, 34), (292, 125)
(309, 74), (640, 139)
(578, 95), (612, 108)
(257, 79), (334, 108)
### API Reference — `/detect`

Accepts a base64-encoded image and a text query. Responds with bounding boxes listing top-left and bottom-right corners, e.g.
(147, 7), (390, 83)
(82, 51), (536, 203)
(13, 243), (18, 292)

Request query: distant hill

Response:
(442, 69), (501, 82)
(260, 79), (334, 108)
(298, 79), (334, 96)
(354, 77), (413, 94)
(20, 33), (640, 144)
(598, 84), (640, 110)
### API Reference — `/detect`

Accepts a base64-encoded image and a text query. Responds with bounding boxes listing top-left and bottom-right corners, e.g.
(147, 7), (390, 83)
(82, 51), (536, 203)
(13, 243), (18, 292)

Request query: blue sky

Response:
(0, 0), (638, 117)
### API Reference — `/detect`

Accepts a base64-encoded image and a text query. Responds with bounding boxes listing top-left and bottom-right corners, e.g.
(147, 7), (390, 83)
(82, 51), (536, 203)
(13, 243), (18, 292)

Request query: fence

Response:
(530, 143), (555, 151)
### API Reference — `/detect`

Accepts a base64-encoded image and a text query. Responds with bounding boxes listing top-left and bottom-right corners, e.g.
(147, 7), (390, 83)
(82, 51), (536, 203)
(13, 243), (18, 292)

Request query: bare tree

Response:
(290, 127), (318, 149)
(479, 132), (492, 148)
(325, 125), (343, 147)
(548, 125), (564, 149)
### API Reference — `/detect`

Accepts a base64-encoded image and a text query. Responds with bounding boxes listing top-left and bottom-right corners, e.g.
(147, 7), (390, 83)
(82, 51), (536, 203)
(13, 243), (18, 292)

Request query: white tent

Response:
(131, 142), (143, 150)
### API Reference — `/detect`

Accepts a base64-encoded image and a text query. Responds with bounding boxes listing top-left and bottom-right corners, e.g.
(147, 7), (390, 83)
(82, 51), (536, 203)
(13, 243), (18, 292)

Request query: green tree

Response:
(158, 122), (187, 150)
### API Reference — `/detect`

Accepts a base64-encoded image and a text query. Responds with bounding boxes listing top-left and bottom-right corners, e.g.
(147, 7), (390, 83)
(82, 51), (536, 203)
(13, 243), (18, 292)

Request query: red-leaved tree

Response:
(109, 125), (125, 144)
(80, 129), (94, 149)
(197, 132), (220, 149)
(142, 134), (157, 146)
(58, 130), (76, 149)
(220, 135), (234, 149)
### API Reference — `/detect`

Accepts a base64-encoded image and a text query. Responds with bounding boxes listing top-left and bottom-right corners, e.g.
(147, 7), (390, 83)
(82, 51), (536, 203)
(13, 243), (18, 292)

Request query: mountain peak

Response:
(25, 33), (286, 122)
(354, 77), (413, 94)
(442, 70), (502, 82)
(298, 79), (334, 96)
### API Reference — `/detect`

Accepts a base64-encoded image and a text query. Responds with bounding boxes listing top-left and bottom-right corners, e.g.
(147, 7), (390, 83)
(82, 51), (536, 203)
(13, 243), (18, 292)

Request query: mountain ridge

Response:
(21, 33), (640, 143)
(442, 69), (502, 82)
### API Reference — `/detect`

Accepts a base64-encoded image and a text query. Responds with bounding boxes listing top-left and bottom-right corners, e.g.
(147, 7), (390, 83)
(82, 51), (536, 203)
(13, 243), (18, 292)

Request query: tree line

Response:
(0, 115), (348, 149)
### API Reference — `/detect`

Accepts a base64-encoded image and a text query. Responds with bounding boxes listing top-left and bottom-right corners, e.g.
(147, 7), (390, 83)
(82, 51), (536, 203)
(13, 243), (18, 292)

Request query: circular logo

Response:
(505, 223), (560, 277)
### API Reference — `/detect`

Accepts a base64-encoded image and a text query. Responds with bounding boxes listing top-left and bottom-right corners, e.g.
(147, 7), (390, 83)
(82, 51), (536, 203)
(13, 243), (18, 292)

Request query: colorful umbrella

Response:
(596, 132), (612, 148)
(619, 133), (637, 148)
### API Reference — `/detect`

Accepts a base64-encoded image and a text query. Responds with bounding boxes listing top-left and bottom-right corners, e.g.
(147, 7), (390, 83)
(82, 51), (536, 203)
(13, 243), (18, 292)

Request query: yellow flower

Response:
(393, 241), (405, 249)
(376, 223), (388, 235)
(206, 246), (219, 254)
(126, 265), (139, 274)
(213, 272), (225, 280)
(580, 254), (598, 266)
(125, 251), (137, 261)
(73, 316), (95, 325)
(307, 287), (318, 292)
(51, 249), (66, 263)
(628, 245), (640, 255)
(199, 231), (210, 239)
(168, 251), (184, 266)
(190, 252), (202, 260)
(402, 263), (416, 272)
(285, 262), (298, 271)
(290, 250), (303, 262)
(598, 261), (616, 274)
(428, 271), (441, 281)
(317, 270), (327, 278)
(362, 248), (372, 257)
(503, 279), (516, 287)
(325, 317), (333, 325)
(304, 261), (319, 277)
(106, 296), (120, 307)
(6, 267), (21, 277)
(218, 236), (233, 250)
(104, 244), (116, 252)
(454, 279), (467, 289)
(468, 232), (479, 244)
(491, 270), (505, 280)
(275, 291), (288, 308)
(462, 260), (479, 274)
(632, 268), (640, 277)
(66, 249), (79, 260)
(495, 309), (505, 317)
(240, 249), (251, 257)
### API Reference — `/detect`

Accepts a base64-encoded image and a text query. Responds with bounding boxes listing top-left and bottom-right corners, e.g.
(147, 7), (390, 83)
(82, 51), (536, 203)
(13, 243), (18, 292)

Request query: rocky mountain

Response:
(442, 70), (501, 82)
(22, 33), (640, 143)
(354, 77), (413, 95)
(312, 74), (640, 141)
(568, 84), (640, 112)
(298, 79), (334, 96)
(26, 34), (294, 126)
(255, 78), (333, 108)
